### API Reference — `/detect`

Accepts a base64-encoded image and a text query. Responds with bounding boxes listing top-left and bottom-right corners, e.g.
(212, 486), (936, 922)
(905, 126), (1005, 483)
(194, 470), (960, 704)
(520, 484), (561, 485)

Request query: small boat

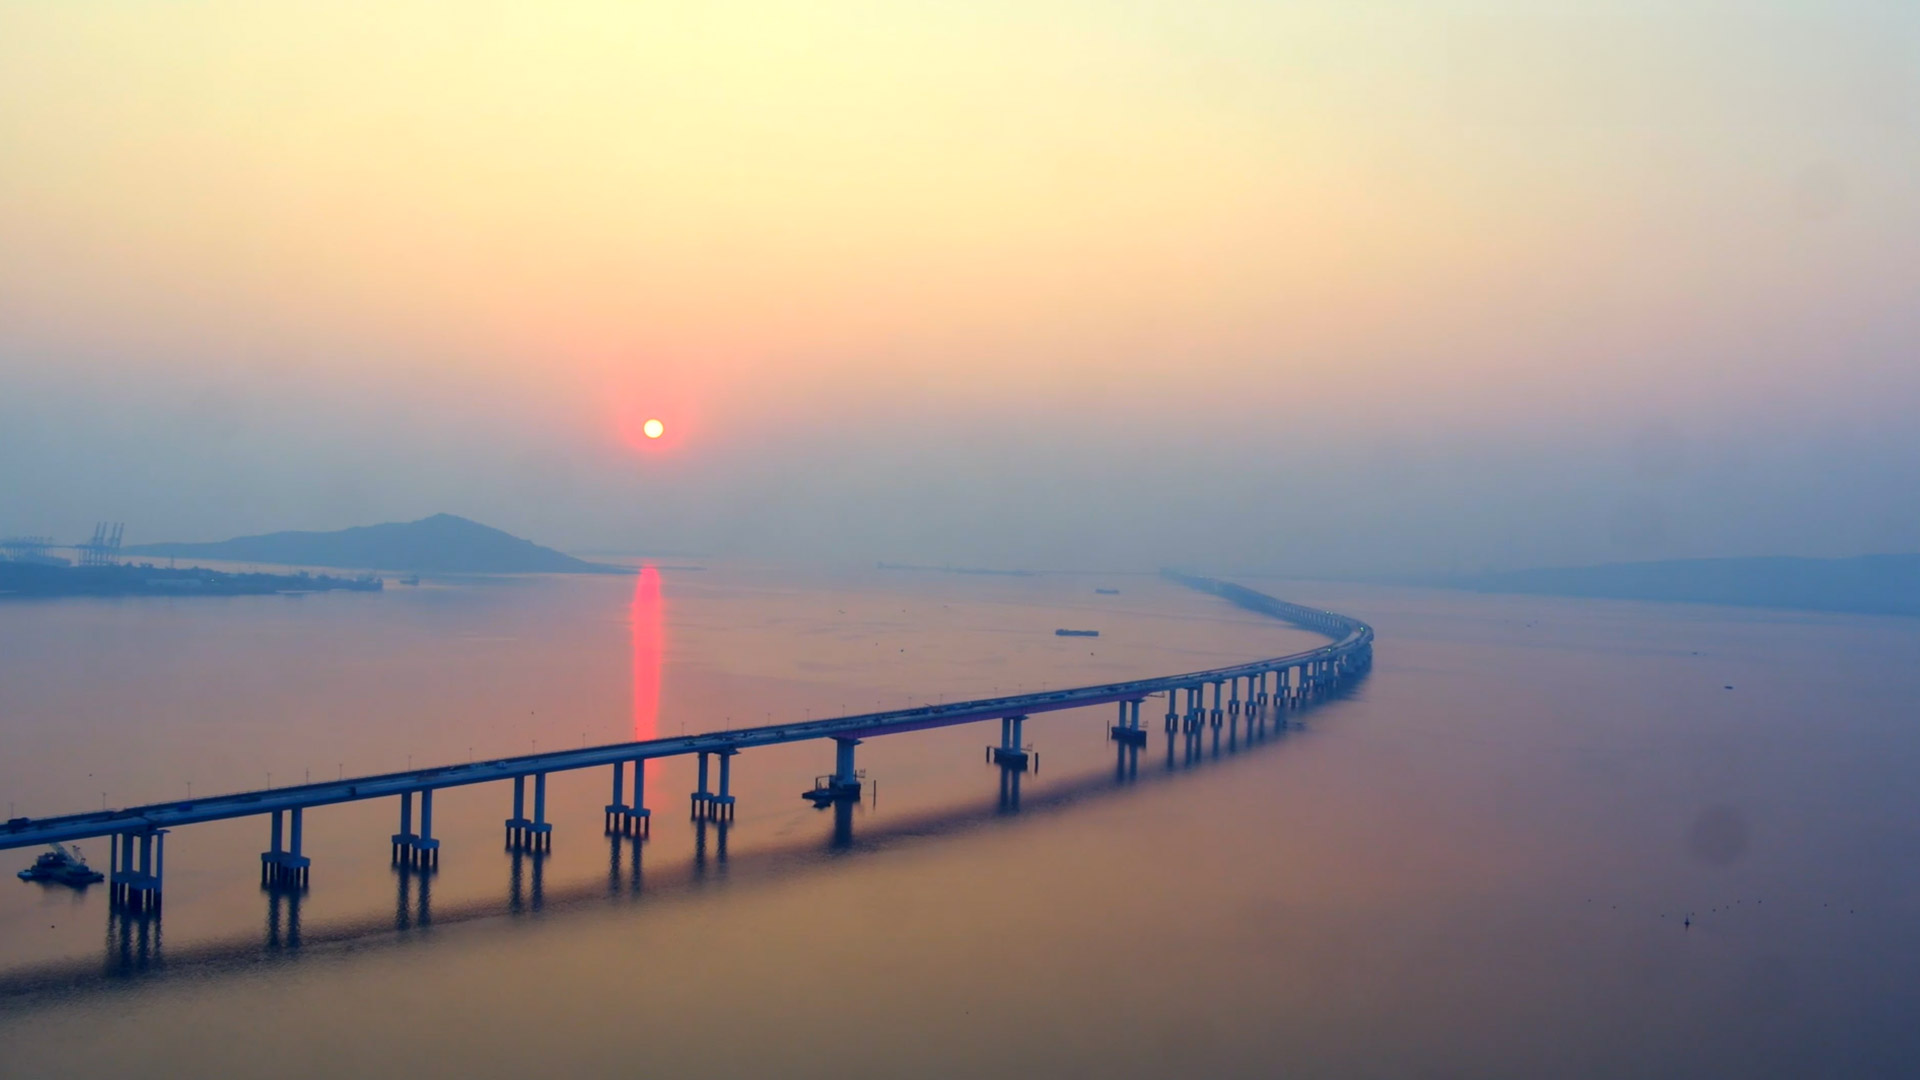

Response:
(1094, 588), (1120, 595)
(17, 843), (104, 886)
(398, 575), (421, 586)
(1054, 628), (1100, 637)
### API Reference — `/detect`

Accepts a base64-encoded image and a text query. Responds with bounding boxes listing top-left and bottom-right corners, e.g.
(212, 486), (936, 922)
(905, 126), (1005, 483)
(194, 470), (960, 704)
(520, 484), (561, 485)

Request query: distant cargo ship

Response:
(1095, 588), (1120, 595)
(1055, 628), (1100, 637)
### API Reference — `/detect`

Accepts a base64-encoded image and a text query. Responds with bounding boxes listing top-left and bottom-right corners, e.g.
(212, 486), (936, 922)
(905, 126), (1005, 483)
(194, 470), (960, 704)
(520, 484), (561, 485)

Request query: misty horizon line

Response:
(13, 510), (1920, 576)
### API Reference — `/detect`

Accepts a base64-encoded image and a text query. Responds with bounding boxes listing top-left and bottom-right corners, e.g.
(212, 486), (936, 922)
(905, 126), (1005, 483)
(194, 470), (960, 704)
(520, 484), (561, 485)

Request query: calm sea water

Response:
(1, 566), (1917, 1078)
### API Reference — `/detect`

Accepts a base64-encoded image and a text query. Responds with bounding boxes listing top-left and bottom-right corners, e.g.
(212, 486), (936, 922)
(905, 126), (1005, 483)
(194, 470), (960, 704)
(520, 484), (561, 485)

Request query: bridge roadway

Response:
(1, 573), (1373, 907)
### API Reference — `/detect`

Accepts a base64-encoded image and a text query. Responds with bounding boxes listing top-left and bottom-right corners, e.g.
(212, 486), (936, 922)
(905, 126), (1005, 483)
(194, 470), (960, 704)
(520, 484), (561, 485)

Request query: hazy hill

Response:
(1446, 555), (1920, 617)
(126, 514), (623, 574)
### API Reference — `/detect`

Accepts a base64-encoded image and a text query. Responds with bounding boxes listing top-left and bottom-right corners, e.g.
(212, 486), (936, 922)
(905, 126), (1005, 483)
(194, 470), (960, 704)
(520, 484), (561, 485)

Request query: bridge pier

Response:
(110, 828), (165, 912)
(506, 773), (552, 850)
(989, 714), (1032, 770)
(606, 759), (653, 837)
(805, 736), (865, 805)
(695, 749), (737, 820)
(1228, 677), (1241, 715)
(391, 790), (441, 869)
(1164, 690), (1179, 733)
(260, 807), (310, 890)
(1111, 698), (1148, 744)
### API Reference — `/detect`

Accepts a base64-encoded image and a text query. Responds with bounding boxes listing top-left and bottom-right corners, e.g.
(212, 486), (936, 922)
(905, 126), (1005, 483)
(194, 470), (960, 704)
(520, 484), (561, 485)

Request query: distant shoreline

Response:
(1431, 554), (1920, 619)
(0, 562), (383, 599)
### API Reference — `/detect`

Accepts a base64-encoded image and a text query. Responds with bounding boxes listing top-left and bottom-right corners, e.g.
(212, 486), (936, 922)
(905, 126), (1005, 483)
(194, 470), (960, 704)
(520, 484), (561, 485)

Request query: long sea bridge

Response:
(1, 572), (1373, 915)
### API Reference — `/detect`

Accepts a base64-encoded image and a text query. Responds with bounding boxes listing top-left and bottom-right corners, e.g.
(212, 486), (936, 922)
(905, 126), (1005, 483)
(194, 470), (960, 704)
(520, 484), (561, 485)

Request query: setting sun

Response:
(642, 418), (664, 440)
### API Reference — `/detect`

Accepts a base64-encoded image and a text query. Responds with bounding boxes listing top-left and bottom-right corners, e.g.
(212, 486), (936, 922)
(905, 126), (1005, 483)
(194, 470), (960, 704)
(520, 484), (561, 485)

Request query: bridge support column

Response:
(111, 828), (165, 912)
(691, 751), (713, 817)
(607, 759), (653, 836)
(806, 736), (865, 805)
(1165, 691), (1178, 733)
(507, 773), (552, 850)
(1210, 682), (1224, 728)
(506, 775), (528, 846)
(531, 773), (550, 848)
(1111, 698), (1147, 745)
(261, 808), (311, 891)
(392, 791), (415, 863)
(397, 789), (440, 869)
(698, 749), (738, 821)
(605, 761), (623, 832)
(990, 714), (1032, 770)
(1229, 677), (1241, 715)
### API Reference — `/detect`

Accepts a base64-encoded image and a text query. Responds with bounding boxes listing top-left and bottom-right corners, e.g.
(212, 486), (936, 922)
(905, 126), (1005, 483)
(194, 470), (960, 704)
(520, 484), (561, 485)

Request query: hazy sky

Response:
(3, 1), (1916, 574)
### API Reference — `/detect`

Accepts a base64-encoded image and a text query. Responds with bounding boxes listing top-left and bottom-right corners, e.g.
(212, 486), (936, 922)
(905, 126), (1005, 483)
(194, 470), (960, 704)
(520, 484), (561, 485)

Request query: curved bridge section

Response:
(1, 574), (1374, 911)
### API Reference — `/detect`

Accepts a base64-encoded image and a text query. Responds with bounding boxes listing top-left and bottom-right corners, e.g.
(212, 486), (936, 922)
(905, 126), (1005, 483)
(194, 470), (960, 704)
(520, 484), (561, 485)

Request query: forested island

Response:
(124, 513), (624, 574)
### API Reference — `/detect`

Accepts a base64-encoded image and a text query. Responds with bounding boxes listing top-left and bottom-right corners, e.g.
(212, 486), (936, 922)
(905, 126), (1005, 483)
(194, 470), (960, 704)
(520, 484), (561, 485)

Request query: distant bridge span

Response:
(1, 572), (1373, 911)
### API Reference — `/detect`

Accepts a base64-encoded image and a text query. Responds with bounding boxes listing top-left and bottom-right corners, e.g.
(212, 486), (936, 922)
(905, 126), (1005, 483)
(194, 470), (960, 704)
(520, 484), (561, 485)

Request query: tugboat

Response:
(16, 843), (104, 887)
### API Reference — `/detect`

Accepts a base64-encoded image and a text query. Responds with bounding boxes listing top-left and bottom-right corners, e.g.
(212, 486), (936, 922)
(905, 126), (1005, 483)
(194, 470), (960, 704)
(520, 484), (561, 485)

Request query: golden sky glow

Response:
(3, 1), (1917, 568)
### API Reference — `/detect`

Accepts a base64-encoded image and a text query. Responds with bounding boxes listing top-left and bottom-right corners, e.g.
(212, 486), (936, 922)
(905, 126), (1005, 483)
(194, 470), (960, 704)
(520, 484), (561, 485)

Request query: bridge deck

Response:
(1, 575), (1372, 850)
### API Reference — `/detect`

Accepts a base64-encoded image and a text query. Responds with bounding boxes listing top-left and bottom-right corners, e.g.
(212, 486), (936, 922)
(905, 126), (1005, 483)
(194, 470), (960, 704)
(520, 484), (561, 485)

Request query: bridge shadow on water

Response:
(2, 680), (1367, 1006)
